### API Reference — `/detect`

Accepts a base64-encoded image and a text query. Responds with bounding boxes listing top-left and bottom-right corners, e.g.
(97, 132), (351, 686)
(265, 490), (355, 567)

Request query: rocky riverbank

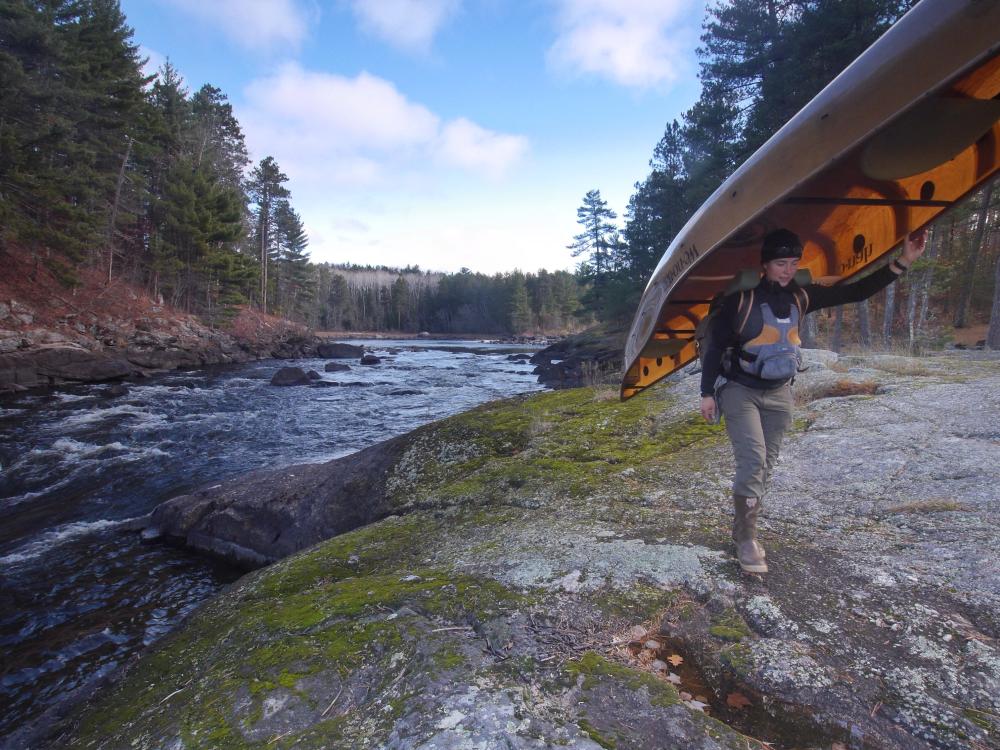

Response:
(30, 350), (1000, 749)
(530, 323), (625, 389)
(0, 247), (320, 392)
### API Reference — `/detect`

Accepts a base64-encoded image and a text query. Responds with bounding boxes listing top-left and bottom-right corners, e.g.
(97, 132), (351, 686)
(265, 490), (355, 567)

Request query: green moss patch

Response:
(389, 387), (724, 507)
(566, 651), (679, 708)
(720, 644), (752, 676)
(68, 510), (529, 748)
(710, 608), (752, 643)
(578, 718), (617, 748)
(594, 582), (677, 620)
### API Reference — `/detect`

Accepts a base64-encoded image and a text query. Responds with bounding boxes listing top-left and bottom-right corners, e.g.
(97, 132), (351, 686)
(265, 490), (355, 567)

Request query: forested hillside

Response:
(568, 0), (1000, 350)
(0, 1), (588, 337)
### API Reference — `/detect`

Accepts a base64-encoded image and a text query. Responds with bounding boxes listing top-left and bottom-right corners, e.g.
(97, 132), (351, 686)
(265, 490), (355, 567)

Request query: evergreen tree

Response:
(389, 275), (411, 330)
(507, 272), (532, 333)
(273, 200), (312, 320)
(569, 189), (619, 313)
(190, 84), (249, 193)
(247, 155), (290, 312)
(0, 0), (146, 266)
(151, 158), (243, 309)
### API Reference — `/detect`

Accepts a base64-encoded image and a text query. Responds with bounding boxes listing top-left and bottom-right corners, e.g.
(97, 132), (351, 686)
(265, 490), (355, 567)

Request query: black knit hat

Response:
(761, 228), (803, 263)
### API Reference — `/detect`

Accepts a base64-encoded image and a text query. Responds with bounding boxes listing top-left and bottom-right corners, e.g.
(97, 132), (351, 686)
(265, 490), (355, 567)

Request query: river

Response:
(0, 341), (546, 740)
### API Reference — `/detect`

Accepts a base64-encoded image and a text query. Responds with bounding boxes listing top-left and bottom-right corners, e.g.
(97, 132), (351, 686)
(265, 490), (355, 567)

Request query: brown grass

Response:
(867, 358), (931, 377)
(798, 378), (880, 404)
(887, 499), (971, 514)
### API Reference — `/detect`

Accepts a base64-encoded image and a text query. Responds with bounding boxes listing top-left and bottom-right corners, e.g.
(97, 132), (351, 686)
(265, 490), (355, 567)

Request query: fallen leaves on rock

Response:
(726, 691), (752, 709)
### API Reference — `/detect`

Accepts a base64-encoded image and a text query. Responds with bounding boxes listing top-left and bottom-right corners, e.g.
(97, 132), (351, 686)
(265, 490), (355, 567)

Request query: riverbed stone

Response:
(317, 342), (364, 358)
(46, 350), (1000, 750)
(269, 366), (312, 386)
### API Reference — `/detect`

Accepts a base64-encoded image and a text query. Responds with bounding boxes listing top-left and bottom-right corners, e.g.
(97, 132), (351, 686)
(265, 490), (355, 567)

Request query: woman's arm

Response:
(699, 294), (739, 397)
(805, 230), (926, 313)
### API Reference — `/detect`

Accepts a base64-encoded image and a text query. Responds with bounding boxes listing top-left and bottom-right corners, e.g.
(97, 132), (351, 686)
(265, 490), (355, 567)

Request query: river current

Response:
(0, 341), (545, 739)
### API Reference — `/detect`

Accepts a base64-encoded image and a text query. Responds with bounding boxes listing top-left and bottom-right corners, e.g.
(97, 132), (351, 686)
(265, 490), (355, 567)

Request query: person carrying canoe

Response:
(699, 228), (926, 574)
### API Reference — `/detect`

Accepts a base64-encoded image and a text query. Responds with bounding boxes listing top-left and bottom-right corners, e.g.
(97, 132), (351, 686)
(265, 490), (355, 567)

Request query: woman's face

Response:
(763, 257), (800, 286)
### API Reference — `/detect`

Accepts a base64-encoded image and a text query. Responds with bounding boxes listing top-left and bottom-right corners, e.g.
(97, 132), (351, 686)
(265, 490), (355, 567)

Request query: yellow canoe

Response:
(620, 0), (1000, 400)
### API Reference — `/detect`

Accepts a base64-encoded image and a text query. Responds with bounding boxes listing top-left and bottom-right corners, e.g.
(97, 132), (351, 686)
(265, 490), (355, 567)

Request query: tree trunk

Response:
(259, 206), (269, 312)
(916, 225), (941, 335)
(107, 136), (132, 284)
(953, 181), (994, 327)
(857, 299), (871, 348)
(988, 249), (1000, 349)
(882, 283), (896, 347)
(831, 306), (844, 352)
(907, 270), (919, 352)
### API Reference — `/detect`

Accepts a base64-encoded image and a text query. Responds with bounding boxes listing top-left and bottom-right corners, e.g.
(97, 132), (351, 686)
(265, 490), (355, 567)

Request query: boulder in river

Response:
(360, 354), (381, 365)
(317, 342), (364, 359)
(306, 370), (321, 380)
(324, 362), (351, 372)
(269, 367), (311, 386)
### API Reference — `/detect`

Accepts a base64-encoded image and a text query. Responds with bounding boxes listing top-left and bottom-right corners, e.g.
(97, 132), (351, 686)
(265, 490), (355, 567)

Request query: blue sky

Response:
(121, 0), (707, 274)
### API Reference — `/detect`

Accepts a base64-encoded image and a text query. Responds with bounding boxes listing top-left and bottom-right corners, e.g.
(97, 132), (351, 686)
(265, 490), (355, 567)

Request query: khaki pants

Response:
(717, 381), (793, 498)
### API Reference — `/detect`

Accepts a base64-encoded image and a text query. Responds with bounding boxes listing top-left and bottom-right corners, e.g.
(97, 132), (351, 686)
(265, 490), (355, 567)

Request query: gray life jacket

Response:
(736, 301), (803, 380)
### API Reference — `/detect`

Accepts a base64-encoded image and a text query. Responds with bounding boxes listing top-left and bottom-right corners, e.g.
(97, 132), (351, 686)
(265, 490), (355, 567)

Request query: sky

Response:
(120, 0), (707, 275)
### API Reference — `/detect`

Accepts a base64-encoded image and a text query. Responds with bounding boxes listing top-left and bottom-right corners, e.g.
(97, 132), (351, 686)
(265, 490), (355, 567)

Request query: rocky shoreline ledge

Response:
(0, 304), (321, 392)
(27, 349), (1000, 749)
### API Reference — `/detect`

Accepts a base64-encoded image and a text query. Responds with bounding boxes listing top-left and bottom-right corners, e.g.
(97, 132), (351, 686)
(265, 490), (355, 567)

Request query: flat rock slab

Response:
(43, 351), (1000, 750)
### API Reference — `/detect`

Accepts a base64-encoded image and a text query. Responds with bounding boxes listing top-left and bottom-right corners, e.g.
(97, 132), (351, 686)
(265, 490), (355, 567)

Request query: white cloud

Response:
(548, 0), (700, 89)
(435, 119), (530, 179)
(162, 0), (309, 50)
(349, 0), (460, 53)
(239, 64), (528, 185)
(304, 208), (577, 274)
(139, 46), (167, 80)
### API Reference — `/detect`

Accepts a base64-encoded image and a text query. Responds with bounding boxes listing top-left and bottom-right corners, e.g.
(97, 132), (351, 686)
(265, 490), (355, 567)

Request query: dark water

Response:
(0, 341), (544, 739)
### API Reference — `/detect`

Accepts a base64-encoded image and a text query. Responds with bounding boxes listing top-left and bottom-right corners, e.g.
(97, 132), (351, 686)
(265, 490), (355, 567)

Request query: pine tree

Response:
(273, 200), (312, 321)
(190, 84), (250, 194)
(389, 275), (411, 330)
(569, 189), (619, 313)
(0, 0), (146, 267)
(151, 158), (243, 309)
(247, 156), (290, 312)
(507, 272), (532, 333)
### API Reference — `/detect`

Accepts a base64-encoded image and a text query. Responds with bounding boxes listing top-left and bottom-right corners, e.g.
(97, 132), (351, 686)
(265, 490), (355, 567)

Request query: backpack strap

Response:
(793, 287), (809, 318)
(735, 289), (754, 336)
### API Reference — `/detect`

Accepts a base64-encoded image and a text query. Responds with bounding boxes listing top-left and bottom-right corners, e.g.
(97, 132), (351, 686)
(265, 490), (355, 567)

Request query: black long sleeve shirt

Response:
(699, 263), (902, 396)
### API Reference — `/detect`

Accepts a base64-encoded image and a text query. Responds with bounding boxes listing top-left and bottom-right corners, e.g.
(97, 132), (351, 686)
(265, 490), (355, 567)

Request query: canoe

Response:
(620, 0), (1000, 400)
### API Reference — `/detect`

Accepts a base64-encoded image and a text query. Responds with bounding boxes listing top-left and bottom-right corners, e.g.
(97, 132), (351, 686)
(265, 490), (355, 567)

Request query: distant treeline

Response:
(313, 265), (582, 334)
(569, 0), (1000, 349)
(0, 1), (589, 336)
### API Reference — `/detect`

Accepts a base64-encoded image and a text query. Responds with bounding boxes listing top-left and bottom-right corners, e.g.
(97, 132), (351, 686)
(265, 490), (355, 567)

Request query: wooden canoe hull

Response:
(621, 0), (1000, 400)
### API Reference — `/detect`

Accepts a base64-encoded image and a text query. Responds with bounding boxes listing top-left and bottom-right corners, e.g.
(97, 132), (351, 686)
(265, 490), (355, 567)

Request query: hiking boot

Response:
(733, 494), (768, 573)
